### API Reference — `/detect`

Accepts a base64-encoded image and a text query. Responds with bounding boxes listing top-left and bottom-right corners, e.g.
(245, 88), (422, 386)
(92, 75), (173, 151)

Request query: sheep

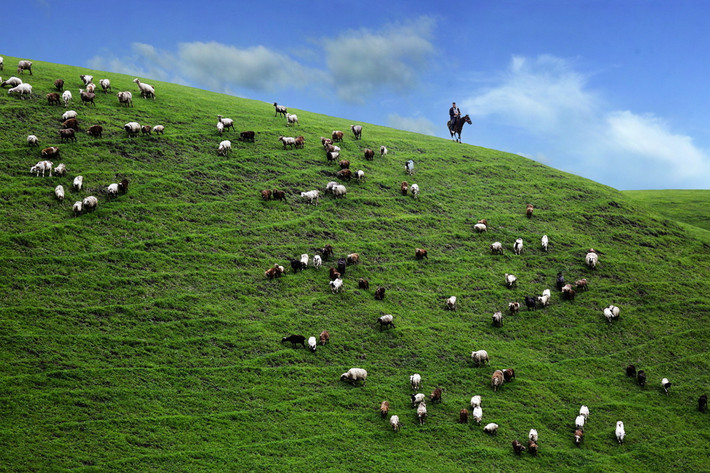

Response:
(483, 423), (499, 435)
(329, 268), (340, 281)
(390, 414), (400, 432)
(330, 277), (344, 294)
(358, 278), (369, 290)
(141, 125), (152, 135)
(699, 394), (708, 412)
(308, 336), (317, 352)
(153, 125), (165, 135)
(400, 181), (408, 195)
(405, 159), (415, 175)
(586, 248), (599, 269)
(332, 184), (347, 198)
(574, 429), (584, 446)
(286, 113), (299, 126)
(580, 405), (590, 421)
(338, 160), (350, 169)
(319, 330), (329, 346)
(217, 140), (232, 156)
(603, 305), (620, 322)
(27, 135), (38, 147)
(133, 78), (155, 100)
(79, 74), (93, 85)
(346, 253), (359, 265)
(459, 409), (469, 423)
(99, 79), (111, 93)
(322, 244), (334, 261)
(626, 364), (637, 378)
(490, 242), (503, 255)
(53, 78), (64, 90)
(410, 184), (420, 199)
(415, 248), (428, 260)
(411, 393), (426, 407)
(62, 110), (77, 121)
(239, 131), (255, 142)
(86, 125), (103, 138)
(124, 122), (141, 137)
(117, 91), (133, 107)
(446, 296), (457, 311)
(0, 56), (3, 70)
(47, 92), (61, 105)
(62, 90), (72, 107)
(526, 203), (534, 218)
(17, 60), (32, 75)
(364, 148), (374, 161)
(379, 400), (389, 418)
(264, 265), (279, 280)
(294, 136), (305, 149)
(53, 163), (67, 177)
(529, 429), (538, 443)
(351, 124), (362, 139)
(377, 314), (395, 330)
(30, 160), (53, 177)
(72, 201), (83, 216)
(541, 234), (549, 251)
(472, 406), (483, 424)
(430, 387), (443, 403)
(82, 196), (98, 212)
(491, 370), (504, 392)
(279, 136), (296, 149)
(374, 287), (386, 300)
(355, 170), (365, 182)
(509, 301), (520, 314)
(301, 190), (319, 205)
(281, 334), (306, 348)
(54, 185), (65, 201)
(326, 151), (340, 164)
(615, 421), (625, 444)
(513, 238), (523, 255)
(86, 83), (96, 93)
(561, 284), (576, 300)
(416, 401), (427, 424)
(380, 145), (388, 158)
(575, 278), (588, 291)
(471, 350), (489, 366)
(537, 289), (551, 308)
(470, 395), (482, 409)
(504, 273), (517, 288)
(336, 169), (352, 181)
(637, 370), (647, 387)
(512, 440), (526, 454)
(528, 440), (538, 455)
(575, 414), (585, 430)
(503, 368), (515, 382)
(8, 83), (32, 99)
(62, 118), (79, 131)
(410, 373), (422, 391)
(107, 183), (120, 199)
(474, 223), (487, 233)
(260, 189), (272, 201)
(661, 377), (672, 395)
(313, 255), (322, 270)
(340, 367), (367, 386)
(300, 254), (309, 269)
(273, 102), (287, 117)
(1, 77), (22, 88)
(41, 147), (60, 160)
(556, 272), (566, 291)
(118, 178), (129, 195)
(332, 130), (343, 142)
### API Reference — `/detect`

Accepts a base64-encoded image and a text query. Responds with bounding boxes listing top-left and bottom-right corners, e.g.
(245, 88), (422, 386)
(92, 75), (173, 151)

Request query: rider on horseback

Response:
(449, 102), (461, 132)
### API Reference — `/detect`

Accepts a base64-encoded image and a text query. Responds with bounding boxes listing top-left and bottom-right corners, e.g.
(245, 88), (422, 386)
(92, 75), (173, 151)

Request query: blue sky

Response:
(6, 0), (710, 189)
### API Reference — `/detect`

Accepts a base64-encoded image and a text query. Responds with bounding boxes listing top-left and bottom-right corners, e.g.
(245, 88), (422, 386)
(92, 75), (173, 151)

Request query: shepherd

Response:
(447, 101), (472, 142)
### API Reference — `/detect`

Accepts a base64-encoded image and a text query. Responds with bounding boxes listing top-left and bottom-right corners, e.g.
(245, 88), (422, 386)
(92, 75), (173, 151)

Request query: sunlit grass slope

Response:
(1, 55), (709, 472)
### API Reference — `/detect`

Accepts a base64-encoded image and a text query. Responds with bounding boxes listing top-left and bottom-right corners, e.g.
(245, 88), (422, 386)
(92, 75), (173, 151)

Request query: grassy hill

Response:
(1, 55), (709, 472)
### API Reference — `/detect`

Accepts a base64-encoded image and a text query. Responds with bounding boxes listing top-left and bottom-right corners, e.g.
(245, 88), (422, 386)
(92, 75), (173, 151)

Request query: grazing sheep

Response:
(62, 110), (77, 121)
(313, 255), (322, 270)
(491, 370), (504, 392)
(415, 248), (428, 260)
(279, 136), (296, 149)
(133, 78), (155, 100)
(17, 60), (32, 75)
(377, 314), (395, 330)
(72, 201), (83, 216)
(575, 278), (588, 291)
(326, 151), (340, 164)
(153, 125), (165, 135)
(472, 405), (483, 424)
(272, 189), (286, 201)
(537, 289), (551, 308)
(699, 394), (708, 412)
(1, 76), (22, 88)
(329, 268), (341, 281)
(82, 196), (98, 212)
(286, 113), (299, 126)
(586, 249), (599, 269)
(411, 393), (426, 407)
(504, 273), (517, 288)
(556, 272), (566, 291)
(358, 278), (369, 290)
(118, 178), (129, 195)
(294, 136), (305, 149)
(430, 387), (442, 403)
(380, 400), (390, 418)
(124, 122), (140, 137)
(340, 367), (367, 386)
(300, 253), (309, 269)
(86, 125), (103, 138)
(526, 203), (534, 218)
(374, 287), (386, 300)
(53, 78), (63, 90)
(62, 90), (72, 107)
(483, 423), (499, 435)
(264, 265), (279, 280)
(0, 56), (3, 70)
(336, 169), (353, 181)
(390, 414), (400, 432)
(27, 135), (38, 146)
(626, 364), (637, 378)
(261, 189), (272, 201)
(273, 102), (287, 117)
(512, 440), (526, 454)
(380, 145), (388, 158)
(474, 223), (487, 233)
(637, 370), (647, 387)
(615, 421), (625, 444)
(351, 124), (362, 139)
(508, 301), (520, 314)
(574, 429), (584, 446)
(300, 190), (320, 205)
(364, 148), (374, 161)
(405, 159), (414, 175)
(308, 336), (317, 352)
(446, 296), (457, 311)
(472, 350), (489, 366)
(580, 405), (590, 421)
(470, 395), (482, 409)
(575, 414), (585, 430)
(417, 401), (427, 424)
(541, 234), (549, 251)
(99, 79), (111, 93)
(513, 238), (523, 255)
(79, 74), (93, 85)
(217, 140), (232, 156)
(62, 118), (79, 131)
(85, 83), (96, 93)
(54, 185), (65, 201)
(8, 83), (32, 99)
(410, 373), (422, 391)
(603, 305), (620, 322)
(529, 429), (538, 443)
(53, 163), (67, 177)
(561, 284), (576, 300)
(239, 130), (255, 142)
(346, 253), (359, 265)
(356, 170), (365, 182)
(319, 330), (329, 345)
(330, 277), (344, 294)
(41, 146), (59, 160)
(331, 130), (343, 142)
(502, 368), (515, 382)
(459, 409), (469, 423)
(490, 242), (503, 255)
(281, 334), (306, 348)
(528, 440), (538, 455)
(661, 377), (672, 395)
(410, 183), (420, 199)
(400, 181), (408, 195)
(30, 160), (53, 177)
(47, 92), (61, 105)
(117, 91), (133, 107)
(322, 244), (334, 261)
(332, 184), (348, 198)
(107, 183), (120, 199)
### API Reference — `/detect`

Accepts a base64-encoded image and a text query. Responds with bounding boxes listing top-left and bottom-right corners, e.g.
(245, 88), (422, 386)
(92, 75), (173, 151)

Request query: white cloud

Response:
(387, 114), (436, 135)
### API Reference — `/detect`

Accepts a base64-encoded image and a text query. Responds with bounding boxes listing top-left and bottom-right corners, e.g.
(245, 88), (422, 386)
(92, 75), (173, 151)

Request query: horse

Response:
(447, 114), (472, 143)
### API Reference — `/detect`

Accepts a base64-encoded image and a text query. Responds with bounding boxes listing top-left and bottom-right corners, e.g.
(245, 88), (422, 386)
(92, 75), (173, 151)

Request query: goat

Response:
(358, 278), (369, 290)
(332, 130), (343, 142)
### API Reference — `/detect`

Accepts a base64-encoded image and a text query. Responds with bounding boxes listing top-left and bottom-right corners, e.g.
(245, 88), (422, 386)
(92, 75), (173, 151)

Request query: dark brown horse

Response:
(447, 114), (472, 143)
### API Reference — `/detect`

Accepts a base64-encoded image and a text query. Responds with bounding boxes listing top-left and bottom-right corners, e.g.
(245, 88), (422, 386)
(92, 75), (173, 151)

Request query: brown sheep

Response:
(261, 189), (272, 201)
(574, 429), (584, 446)
(141, 125), (152, 135)
(358, 278), (369, 290)
(264, 266), (279, 280)
(401, 181), (408, 195)
(430, 387), (442, 403)
(526, 203), (534, 218)
(319, 330), (330, 346)
(415, 248), (428, 260)
(347, 253), (359, 265)
(379, 400), (390, 418)
(491, 370), (504, 392)
(503, 368), (515, 382)
(575, 279), (588, 291)
(79, 89), (95, 106)
(339, 160), (350, 169)
(329, 268), (341, 281)
(527, 441), (538, 455)
(562, 284), (576, 300)
(512, 440), (526, 454)
(239, 130), (256, 142)
(322, 244), (334, 261)
(46, 93), (61, 105)
(41, 146), (60, 160)
(272, 189), (287, 201)
(86, 125), (103, 138)
(336, 169), (352, 180)
(294, 136), (305, 149)
(364, 148), (374, 160)
(54, 79), (64, 90)
(62, 118), (79, 130)
(321, 137), (333, 147)
(459, 409), (469, 423)
(374, 286), (386, 300)
(332, 130), (343, 142)
(59, 128), (76, 142)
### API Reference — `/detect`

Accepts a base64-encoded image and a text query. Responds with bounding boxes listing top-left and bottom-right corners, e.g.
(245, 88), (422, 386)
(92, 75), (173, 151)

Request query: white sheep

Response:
(514, 238), (523, 255)
(1, 76), (22, 87)
(580, 405), (589, 420)
(615, 421), (625, 444)
(504, 273), (517, 288)
(575, 414), (585, 430)
(217, 115), (234, 132)
(492, 311), (503, 327)
(410, 183), (420, 199)
(30, 160), (53, 177)
(471, 350), (489, 366)
(529, 429), (538, 442)
(390, 415), (400, 432)
(470, 395), (481, 409)
(410, 373), (422, 391)
(17, 60), (32, 74)
(300, 253), (309, 268)
(217, 121), (224, 135)
(107, 183), (120, 199)
(152, 125), (165, 135)
(0, 56), (3, 71)
(62, 90), (72, 107)
(661, 377), (672, 395)
(300, 190), (319, 205)
(411, 393), (426, 407)
(380, 145), (388, 158)
(27, 135), (38, 146)
(446, 296), (457, 311)
(417, 401), (427, 424)
(86, 83), (96, 94)
(80, 74), (93, 86)
(217, 140), (232, 156)
(405, 159), (414, 175)
(356, 170), (365, 182)
(332, 184), (347, 198)
(82, 195), (98, 212)
(603, 305), (620, 322)
(53, 163), (67, 177)
(541, 235), (549, 251)
(325, 181), (339, 194)
(124, 122), (141, 137)
(490, 242), (503, 254)
(72, 201), (83, 216)
(279, 136), (296, 149)
(308, 336), (317, 352)
(99, 78), (111, 93)
(313, 255), (322, 269)
(54, 185), (65, 201)
(330, 277), (343, 293)
(474, 223), (487, 233)
(133, 78), (155, 100)
(117, 91), (133, 107)
(62, 110), (77, 121)
(286, 113), (299, 126)
(73, 176), (83, 192)
(538, 289), (551, 307)
(273, 102), (287, 117)
(472, 406), (483, 424)
(340, 367), (367, 385)
(483, 423), (499, 435)
(586, 249), (598, 269)
(8, 83), (32, 99)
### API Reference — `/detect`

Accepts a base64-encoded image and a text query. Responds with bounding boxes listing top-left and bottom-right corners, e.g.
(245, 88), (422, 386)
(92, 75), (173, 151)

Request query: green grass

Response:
(1, 55), (709, 472)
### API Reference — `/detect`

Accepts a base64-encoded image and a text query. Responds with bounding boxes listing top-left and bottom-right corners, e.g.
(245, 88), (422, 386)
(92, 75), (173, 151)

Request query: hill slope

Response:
(1, 55), (709, 472)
